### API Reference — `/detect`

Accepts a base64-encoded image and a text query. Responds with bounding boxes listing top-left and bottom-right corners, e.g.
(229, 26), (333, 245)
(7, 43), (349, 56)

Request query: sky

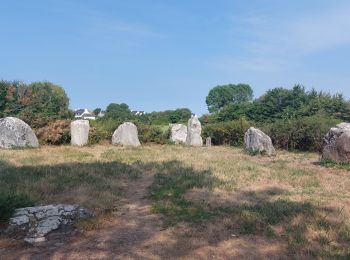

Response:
(1, 0), (350, 115)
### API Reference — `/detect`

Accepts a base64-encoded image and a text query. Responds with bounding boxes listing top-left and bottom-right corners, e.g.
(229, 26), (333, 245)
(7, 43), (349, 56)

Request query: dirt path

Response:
(1, 171), (166, 259)
(1, 171), (286, 260)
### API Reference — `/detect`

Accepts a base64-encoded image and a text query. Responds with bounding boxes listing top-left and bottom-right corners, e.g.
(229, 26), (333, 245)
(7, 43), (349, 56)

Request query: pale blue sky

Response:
(1, 0), (350, 114)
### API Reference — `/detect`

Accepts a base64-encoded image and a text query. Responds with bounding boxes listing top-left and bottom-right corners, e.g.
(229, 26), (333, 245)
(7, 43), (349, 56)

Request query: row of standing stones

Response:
(1, 115), (350, 244)
(1, 116), (350, 162)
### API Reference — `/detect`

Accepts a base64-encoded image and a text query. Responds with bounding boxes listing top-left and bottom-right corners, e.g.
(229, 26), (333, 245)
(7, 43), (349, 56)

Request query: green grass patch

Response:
(319, 160), (350, 171)
(0, 190), (34, 223)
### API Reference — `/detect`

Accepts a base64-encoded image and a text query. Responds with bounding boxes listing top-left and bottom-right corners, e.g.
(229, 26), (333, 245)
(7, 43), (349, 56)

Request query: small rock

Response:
(206, 137), (212, 147)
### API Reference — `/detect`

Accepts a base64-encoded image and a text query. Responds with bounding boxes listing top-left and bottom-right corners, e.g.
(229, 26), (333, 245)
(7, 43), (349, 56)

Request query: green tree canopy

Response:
(146, 108), (192, 124)
(206, 84), (253, 113)
(105, 103), (133, 121)
(93, 108), (102, 116)
(210, 85), (350, 123)
(0, 80), (70, 127)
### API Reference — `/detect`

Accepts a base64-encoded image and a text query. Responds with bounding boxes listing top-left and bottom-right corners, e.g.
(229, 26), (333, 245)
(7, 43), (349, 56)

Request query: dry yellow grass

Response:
(0, 145), (349, 258)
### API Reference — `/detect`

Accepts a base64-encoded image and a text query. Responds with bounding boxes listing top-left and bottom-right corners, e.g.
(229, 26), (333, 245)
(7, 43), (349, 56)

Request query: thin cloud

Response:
(288, 5), (350, 53)
(212, 2), (350, 72)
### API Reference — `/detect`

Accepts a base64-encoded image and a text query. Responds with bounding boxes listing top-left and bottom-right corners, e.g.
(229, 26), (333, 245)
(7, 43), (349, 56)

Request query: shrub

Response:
(35, 120), (71, 145)
(90, 118), (121, 142)
(88, 126), (101, 145)
(36, 120), (102, 145)
(90, 120), (171, 144)
(202, 118), (251, 146)
(262, 115), (341, 152)
(138, 124), (170, 144)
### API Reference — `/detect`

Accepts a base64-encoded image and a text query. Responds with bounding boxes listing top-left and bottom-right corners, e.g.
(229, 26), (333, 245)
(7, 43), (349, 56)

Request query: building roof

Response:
(74, 108), (96, 119)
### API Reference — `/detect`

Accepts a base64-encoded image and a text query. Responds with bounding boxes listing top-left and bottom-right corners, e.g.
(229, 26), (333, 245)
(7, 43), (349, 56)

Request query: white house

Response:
(74, 109), (96, 120)
(132, 111), (145, 116)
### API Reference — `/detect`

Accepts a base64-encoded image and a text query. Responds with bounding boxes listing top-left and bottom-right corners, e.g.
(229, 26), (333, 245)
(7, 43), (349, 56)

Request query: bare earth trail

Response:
(1, 171), (167, 259)
(0, 170), (285, 260)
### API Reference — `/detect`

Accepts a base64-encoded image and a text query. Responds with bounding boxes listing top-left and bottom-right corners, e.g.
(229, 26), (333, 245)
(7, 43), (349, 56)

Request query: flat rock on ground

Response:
(6, 204), (92, 244)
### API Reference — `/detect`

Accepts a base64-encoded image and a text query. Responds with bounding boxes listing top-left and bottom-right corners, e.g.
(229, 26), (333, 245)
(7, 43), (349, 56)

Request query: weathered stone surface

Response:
(206, 137), (212, 147)
(322, 123), (350, 163)
(6, 204), (93, 244)
(186, 115), (203, 146)
(170, 124), (187, 144)
(70, 120), (90, 146)
(0, 117), (39, 149)
(112, 122), (141, 147)
(244, 127), (275, 156)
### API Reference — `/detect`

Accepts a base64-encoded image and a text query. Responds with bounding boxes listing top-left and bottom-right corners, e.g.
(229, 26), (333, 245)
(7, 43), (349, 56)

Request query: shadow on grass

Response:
(0, 159), (349, 258)
(149, 161), (350, 258)
(0, 159), (144, 223)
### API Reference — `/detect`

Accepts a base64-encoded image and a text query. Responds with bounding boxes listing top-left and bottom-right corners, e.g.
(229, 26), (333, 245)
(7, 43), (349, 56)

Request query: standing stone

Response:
(244, 127), (275, 156)
(0, 117), (39, 149)
(186, 115), (203, 146)
(170, 124), (187, 144)
(112, 122), (141, 147)
(206, 137), (212, 147)
(71, 120), (90, 146)
(322, 123), (350, 163)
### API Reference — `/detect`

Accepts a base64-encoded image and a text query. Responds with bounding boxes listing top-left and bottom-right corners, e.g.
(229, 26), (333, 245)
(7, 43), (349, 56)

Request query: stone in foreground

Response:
(0, 117), (39, 149)
(6, 204), (93, 244)
(244, 127), (275, 156)
(71, 120), (90, 146)
(170, 124), (187, 144)
(322, 123), (350, 163)
(186, 115), (203, 146)
(112, 122), (141, 147)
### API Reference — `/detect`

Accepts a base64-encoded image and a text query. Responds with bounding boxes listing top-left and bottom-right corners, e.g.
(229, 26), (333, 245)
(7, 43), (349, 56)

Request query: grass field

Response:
(1, 145), (350, 258)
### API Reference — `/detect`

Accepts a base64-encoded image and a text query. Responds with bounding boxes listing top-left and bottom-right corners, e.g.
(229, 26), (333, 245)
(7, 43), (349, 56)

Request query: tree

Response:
(206, 84), (253, 113)
(105, 103), (133, 121)
(169, 108), (192, 123)
(0, 81), (8, 117)
(0, 80), (70, 127)
(93, 108), (102, 116)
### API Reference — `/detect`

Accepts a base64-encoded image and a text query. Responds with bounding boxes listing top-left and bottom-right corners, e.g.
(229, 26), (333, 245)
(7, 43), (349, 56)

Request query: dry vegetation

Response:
(0, 145), (350, 259)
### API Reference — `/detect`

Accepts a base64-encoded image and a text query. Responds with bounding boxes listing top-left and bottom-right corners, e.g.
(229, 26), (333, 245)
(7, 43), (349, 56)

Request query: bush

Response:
(138, 124), (170, 144)
(88, 126), (101, 145)
(262, 115), (341, 152)
(36, 120), (103, 145)
(91, 120), (171, 144)
(202, 118), (251, 146)
(35, 120), (71, 145)
(0, 191), (34, 223)
(90, 118), (121, 142)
